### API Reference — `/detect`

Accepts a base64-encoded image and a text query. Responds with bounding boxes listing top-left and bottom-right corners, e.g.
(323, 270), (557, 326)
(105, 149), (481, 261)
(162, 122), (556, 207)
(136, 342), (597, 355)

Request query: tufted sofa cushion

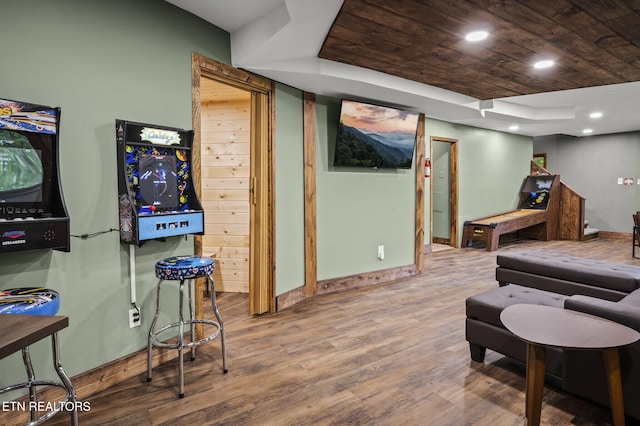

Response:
(466, 284), (568, 328)
(497, 251), (640, 293)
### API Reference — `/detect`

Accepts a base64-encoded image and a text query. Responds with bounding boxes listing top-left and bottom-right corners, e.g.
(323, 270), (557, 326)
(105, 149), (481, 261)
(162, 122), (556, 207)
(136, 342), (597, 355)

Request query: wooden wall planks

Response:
(319, 0), (640, 100)
(200, 94), (251, 293)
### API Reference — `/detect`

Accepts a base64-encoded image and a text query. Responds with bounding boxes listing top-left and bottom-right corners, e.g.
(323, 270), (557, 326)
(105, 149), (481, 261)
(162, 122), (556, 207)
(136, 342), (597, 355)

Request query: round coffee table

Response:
(501, 304), (640, 426)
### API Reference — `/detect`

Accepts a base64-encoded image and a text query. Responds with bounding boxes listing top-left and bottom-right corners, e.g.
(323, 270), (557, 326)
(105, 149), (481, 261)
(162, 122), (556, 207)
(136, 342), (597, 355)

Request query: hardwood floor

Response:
(47, 237), (640, 425)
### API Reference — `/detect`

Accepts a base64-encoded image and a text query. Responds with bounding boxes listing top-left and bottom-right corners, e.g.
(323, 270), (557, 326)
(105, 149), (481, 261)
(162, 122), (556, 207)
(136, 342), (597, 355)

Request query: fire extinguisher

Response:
(424, 159), (431, 178)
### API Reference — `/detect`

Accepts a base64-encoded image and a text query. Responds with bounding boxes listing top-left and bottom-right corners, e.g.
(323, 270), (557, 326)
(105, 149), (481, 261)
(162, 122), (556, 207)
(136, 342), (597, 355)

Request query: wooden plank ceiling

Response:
(319, 0), (640, 100)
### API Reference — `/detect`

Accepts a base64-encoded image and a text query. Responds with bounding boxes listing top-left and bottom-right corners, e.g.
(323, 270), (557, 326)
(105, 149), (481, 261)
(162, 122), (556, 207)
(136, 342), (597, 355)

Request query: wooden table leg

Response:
(603, 348), (626, 426)
(525, 343), (530, 419)
(526, 343), (546, 426)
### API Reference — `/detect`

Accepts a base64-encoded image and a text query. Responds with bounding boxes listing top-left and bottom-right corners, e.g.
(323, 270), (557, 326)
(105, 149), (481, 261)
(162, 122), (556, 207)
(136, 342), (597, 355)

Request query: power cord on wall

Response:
(70, 228), (119, 239)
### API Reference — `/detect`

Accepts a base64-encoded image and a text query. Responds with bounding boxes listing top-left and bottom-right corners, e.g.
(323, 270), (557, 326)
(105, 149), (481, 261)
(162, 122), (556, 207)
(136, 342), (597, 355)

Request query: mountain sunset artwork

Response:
(334, 100), (419, 169)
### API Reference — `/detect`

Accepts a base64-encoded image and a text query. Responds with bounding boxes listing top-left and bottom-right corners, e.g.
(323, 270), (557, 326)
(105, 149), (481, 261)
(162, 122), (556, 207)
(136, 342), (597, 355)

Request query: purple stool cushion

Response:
(0, 288), (60, 315)
(155, 256), (215, 281)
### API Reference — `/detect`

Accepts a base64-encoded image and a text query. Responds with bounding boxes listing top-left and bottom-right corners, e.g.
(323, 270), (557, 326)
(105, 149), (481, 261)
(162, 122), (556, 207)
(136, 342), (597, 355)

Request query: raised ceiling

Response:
(319, 0), (640, 100)
(166, 0), (640, 137)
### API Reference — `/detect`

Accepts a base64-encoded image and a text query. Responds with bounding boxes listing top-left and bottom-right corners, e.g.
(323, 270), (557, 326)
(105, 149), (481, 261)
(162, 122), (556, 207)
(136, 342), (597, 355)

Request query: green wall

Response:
(425, 119), (533, 246)
(316, 97), (417, 280)
(0, 0), (535, 397)
(0, 0), (230, 392)
(273, 98), (534, 289)
(274, 84), (305, 295)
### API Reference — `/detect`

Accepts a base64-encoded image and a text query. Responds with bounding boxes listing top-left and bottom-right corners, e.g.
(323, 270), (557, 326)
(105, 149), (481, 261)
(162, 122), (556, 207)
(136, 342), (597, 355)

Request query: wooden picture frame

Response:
(533, 153), (547, 169)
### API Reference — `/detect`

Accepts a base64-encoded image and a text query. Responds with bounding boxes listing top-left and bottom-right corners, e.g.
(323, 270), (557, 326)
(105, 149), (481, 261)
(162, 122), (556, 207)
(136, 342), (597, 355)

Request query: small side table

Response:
(501, 304), (640, 426)
(0, 314), (77, 425)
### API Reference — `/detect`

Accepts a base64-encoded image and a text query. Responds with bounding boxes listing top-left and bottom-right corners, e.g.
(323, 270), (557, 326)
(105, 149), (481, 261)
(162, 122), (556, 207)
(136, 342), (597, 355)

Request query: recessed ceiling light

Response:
(533, 60), (555, 69)
(589, 112), (603, 119)
(465, 31), (488, 42)
(583, 128), (593, 134)
(509, 125), (519, 131)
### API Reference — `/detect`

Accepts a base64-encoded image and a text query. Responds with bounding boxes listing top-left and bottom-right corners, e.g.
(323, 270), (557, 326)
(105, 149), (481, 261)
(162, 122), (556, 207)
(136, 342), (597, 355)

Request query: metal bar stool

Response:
(147, 255), (227, 398)
(0, 287), (77, 426)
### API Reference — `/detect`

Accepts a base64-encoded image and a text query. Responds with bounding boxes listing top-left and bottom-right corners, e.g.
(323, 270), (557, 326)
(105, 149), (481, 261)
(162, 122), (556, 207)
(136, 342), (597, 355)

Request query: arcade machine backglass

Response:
(0, 98), (70, 253)
(518, 174), (558, 210)
(115, 119), (204, 245)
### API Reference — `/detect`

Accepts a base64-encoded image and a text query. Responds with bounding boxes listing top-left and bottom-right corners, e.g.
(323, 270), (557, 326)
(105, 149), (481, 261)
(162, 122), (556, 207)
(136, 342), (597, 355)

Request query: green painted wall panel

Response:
(0, 0), (230, 392)
(274, 84), (305, 295)
(0, 0), (535, 398)
(315, 97), (416, 280)
(425, 119), (533, 246)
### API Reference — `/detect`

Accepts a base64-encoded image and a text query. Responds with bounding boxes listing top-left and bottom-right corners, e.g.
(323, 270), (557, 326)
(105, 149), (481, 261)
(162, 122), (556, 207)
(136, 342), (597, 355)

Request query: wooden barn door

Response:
(192, 53), (274, 315)
(200, 80), (251, 293)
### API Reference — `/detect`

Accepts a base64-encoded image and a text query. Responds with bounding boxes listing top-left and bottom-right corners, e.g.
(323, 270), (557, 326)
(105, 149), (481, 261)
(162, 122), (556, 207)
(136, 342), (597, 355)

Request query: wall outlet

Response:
(128, 308), (141, 328)
(377, 245), (384, 260)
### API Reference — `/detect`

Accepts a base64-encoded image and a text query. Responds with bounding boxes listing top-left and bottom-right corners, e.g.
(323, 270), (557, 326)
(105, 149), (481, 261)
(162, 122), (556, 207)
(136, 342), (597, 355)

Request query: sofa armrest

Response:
(565, 295), (640, 332)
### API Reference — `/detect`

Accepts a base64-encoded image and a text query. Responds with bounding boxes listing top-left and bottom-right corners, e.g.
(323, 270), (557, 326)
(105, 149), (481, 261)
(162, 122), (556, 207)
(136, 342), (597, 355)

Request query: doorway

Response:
(430, 137), (458, 248)
(192, 53), (274, 315)
(199, 79), (251, 294)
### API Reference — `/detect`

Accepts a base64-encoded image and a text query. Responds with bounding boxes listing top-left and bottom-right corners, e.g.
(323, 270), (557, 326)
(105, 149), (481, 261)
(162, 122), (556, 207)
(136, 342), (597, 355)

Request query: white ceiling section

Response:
(166, 0), (640, 138)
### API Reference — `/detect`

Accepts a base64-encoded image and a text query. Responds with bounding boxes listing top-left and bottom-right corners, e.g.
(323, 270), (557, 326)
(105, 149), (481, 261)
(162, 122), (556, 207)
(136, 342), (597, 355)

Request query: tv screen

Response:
(333, 99), (419, 169)
(0, 129), (54, 218)
(0, 131), (43, 202)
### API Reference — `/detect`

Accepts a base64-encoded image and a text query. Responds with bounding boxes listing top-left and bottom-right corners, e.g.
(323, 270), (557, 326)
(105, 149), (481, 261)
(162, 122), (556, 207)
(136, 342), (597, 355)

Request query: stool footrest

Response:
(150, 319), (222, 350)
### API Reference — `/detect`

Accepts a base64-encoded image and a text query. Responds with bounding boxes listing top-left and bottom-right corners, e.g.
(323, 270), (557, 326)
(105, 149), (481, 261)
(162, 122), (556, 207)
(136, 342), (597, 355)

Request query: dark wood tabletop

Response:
(501, 305), (640, 350)
(501, 304), (640, 426)
(0, 314), (69, 360)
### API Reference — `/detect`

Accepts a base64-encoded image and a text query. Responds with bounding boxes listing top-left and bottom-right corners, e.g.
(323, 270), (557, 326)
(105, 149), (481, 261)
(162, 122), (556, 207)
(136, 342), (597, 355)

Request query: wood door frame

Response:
(191, 53), (275, 315)
(415, 114), (426, 273)
(533, 152), (547, 169)
(303, 93), (318, 296)
(429, 136), (459, 248)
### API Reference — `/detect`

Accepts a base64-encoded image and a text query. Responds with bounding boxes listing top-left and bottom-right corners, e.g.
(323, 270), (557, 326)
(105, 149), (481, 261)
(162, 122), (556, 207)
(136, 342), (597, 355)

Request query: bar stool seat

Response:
(0, 287), (61, 315)
(147, 255), (227, 398)
(0, 287), (77, 426)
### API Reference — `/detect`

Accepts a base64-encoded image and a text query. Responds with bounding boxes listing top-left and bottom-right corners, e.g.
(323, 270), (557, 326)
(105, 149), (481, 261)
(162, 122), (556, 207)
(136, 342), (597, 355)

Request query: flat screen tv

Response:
(333, 99), (419, 169)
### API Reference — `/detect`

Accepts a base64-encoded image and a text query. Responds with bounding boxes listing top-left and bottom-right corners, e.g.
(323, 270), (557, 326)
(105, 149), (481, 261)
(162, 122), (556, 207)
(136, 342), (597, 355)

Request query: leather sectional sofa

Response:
(465, 251), (640, 420)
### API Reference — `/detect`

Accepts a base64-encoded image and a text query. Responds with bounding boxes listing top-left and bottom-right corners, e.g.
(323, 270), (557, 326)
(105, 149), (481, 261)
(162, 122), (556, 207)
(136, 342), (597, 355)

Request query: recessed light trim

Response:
(509, 125), (519, 131)
(465, 31), (488, 42)
(589, 111), (603, 119)
(583, 128), (593, 134)
(533, 60), (555, 69)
